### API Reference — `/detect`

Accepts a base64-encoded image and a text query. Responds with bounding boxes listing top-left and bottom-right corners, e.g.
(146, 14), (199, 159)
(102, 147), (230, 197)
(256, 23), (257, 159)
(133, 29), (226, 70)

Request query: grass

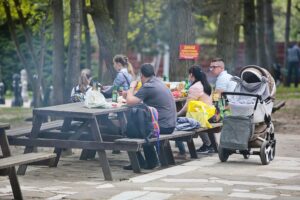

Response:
(275, 84), (300, 100)
(0, 107), (32, 128)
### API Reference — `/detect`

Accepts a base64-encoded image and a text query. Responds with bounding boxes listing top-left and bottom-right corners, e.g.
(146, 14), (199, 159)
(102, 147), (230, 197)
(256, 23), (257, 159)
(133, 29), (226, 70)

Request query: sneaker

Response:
(174, 152), (187, 160)
(207, 145), (216, 153)
(123, 164), (133, 170)
(196, 144), (210, 153)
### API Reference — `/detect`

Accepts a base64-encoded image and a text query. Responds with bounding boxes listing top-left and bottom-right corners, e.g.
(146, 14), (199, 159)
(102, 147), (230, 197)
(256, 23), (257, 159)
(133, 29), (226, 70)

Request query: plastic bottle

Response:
(112, 86), (118, 103)
(118, 86), (123, 96)
(184, 79), (190, 90)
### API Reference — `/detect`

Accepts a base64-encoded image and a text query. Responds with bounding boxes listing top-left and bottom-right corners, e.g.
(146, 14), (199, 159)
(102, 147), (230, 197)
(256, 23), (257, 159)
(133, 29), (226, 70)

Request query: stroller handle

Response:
(221, 92), (262, 111)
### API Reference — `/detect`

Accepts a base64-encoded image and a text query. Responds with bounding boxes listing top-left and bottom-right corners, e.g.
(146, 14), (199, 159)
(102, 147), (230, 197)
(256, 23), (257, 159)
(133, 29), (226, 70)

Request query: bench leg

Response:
(97, 150), (112, 181)
(157, 141), (169, 167)
(165, 141), (175, 165)
(17, 147), (33, 175)
(187, 138), (198, 159)
(80, 150), (96, 160)
(8, 167), (23, 200)
(208, 133), (218, 153)
(52, 148), (62, 167)
(127, 151), (141, 173)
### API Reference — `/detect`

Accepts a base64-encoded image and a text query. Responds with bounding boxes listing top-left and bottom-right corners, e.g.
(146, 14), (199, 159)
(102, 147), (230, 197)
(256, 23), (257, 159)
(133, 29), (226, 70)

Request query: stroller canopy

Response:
(232, 65), (276, 100)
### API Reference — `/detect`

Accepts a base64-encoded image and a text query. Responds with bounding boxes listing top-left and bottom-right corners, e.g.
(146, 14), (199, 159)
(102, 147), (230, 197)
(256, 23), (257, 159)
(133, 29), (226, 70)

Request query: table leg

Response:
(90, 117), (112, 181)
(52, 118), (73, 166)
(0, 131), (23, 200)
(17, 115), (43, 175)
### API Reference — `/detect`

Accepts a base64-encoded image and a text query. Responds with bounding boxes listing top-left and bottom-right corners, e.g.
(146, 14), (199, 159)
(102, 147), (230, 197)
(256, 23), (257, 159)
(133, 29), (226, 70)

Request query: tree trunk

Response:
(284, 0), (291, 70)
(256, 0), (268, 69)
(66, 0), (82, 100)
(90, 0), (116, 83)
(265, 0), (276, 68)
(2, 0), (34, 89)
(169, 0), (195, 81)
(112, 0), (131, 54)
(52, 0), (65, 105)
(82, 0), (91, 69)
(243, 0), (257, 65)
(217, 0), (241, 74)
(13, 0), (44, 107)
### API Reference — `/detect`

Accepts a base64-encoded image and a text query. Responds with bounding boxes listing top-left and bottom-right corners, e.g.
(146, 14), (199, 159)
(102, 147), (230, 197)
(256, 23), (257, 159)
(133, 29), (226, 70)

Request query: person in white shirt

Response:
(209, 58), (236, 92)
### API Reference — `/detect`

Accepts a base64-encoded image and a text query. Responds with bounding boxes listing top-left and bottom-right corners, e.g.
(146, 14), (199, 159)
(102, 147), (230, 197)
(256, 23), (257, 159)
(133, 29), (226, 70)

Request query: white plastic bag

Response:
(84, 89), (110, 108)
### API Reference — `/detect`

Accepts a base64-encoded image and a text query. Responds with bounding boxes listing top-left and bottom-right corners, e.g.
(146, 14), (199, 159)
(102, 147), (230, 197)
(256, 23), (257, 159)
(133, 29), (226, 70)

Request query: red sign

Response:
(179, 44), (200, 60)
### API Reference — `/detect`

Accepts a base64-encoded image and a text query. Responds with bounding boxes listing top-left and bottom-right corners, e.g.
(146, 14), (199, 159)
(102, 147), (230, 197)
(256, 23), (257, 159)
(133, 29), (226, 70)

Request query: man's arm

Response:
(126, 81), (142, 105)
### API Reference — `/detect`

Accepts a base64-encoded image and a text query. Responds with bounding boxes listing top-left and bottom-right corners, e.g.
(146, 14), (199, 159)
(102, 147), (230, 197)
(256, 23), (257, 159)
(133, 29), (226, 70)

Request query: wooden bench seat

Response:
(6, 120), (83, 139)
(0, 152), (56, 170)
(6, 120), (65, 138)
(272, 100), (286, 114)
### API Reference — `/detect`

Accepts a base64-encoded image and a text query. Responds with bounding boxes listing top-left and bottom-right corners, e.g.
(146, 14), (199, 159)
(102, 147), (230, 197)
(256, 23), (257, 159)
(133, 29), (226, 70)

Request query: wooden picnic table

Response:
(10, 102), (132, 181)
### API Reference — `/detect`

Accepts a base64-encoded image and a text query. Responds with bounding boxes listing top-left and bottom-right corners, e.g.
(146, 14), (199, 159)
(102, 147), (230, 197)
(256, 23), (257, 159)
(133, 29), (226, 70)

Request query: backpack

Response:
(126, 104), (160, 142)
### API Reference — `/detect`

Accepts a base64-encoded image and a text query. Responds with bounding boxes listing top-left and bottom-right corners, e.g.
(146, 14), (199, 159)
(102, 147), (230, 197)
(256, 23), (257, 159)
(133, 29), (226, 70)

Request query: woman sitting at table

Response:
(177, 65), (215, 154)
(70, 68), (93, 102)
(102, 55), (134, 97)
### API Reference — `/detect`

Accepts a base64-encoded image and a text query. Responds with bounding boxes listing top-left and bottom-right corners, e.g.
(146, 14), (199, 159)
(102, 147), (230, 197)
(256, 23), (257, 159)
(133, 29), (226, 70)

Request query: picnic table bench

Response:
(272, 100), (286, 114)
(0, 123), (56, 200)
(114, 123), (223, 173)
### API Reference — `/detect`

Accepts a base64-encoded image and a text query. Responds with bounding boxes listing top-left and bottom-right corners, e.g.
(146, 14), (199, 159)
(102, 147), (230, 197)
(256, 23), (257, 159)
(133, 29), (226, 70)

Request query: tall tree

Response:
(256, 0), (268, 69)
(2, 0), (34, 91)
(65, 0), (82, 100)
(90, 0), (116, 83)
(216, 0), (241, 74)
(243, 0), (257, 65)
(111, 0), (131, 54)
(265, 0), (276, 68)
(52, 0), (65, 105)
(82, 0), (91, 69)
(169, 0), (195, 81)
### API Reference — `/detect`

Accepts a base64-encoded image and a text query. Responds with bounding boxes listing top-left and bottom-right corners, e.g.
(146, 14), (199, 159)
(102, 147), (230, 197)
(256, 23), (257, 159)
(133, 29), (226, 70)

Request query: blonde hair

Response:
(113, 54), (135, 78)
(79, 68), (92, 93)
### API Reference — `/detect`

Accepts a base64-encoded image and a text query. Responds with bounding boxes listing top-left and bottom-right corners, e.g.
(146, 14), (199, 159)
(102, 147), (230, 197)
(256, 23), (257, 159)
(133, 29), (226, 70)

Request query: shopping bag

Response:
(84, 89), (109, 108)
(186, 100), (216, 128)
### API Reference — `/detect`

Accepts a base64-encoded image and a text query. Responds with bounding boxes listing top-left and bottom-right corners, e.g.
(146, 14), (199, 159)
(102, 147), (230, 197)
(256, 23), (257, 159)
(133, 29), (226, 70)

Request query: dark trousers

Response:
(287, 61), (300, 87)
(137, 127), (175, 168)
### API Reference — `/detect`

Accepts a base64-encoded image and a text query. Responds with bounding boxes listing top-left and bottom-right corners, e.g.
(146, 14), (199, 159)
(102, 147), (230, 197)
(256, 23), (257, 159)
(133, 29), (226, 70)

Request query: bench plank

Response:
(115, 130), (195, 145)
(272, 100), (286, 113)
(0, 153), (56, 170)
(6, 120), (65, 138)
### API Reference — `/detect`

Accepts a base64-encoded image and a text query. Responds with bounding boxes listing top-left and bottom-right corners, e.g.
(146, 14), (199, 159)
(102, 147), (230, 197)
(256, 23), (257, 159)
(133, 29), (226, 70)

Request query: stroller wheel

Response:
(218, 147), (230, 162)
(260, 141), (272, 165)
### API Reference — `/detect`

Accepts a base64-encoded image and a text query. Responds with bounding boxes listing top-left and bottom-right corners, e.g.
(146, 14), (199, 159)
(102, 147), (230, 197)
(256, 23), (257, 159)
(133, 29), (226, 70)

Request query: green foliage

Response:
(128, 0), (168, 53)
(276, 85), (300, 99)
(0, 107), (32, 127)
(273, 0), (300, 41)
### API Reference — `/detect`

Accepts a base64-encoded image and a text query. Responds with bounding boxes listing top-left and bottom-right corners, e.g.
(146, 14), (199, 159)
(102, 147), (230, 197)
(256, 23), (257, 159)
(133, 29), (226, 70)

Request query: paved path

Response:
(0, 134), (299, 200)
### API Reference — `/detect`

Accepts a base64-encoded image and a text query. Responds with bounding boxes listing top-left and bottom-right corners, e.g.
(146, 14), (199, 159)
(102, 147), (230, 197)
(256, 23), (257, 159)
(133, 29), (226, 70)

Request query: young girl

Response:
(102, 55), (134, 97)
(70, 68), (93, 102)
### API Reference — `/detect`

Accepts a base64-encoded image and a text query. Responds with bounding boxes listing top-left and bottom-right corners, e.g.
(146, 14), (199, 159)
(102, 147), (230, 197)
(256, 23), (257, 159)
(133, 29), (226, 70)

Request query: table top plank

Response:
(33, 102), (130, 117)
(0, 123), (10, 130)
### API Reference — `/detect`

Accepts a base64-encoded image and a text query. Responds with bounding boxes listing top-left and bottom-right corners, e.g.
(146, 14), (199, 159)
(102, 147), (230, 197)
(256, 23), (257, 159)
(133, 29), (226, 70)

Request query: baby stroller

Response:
(218, 65), (276, 165)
